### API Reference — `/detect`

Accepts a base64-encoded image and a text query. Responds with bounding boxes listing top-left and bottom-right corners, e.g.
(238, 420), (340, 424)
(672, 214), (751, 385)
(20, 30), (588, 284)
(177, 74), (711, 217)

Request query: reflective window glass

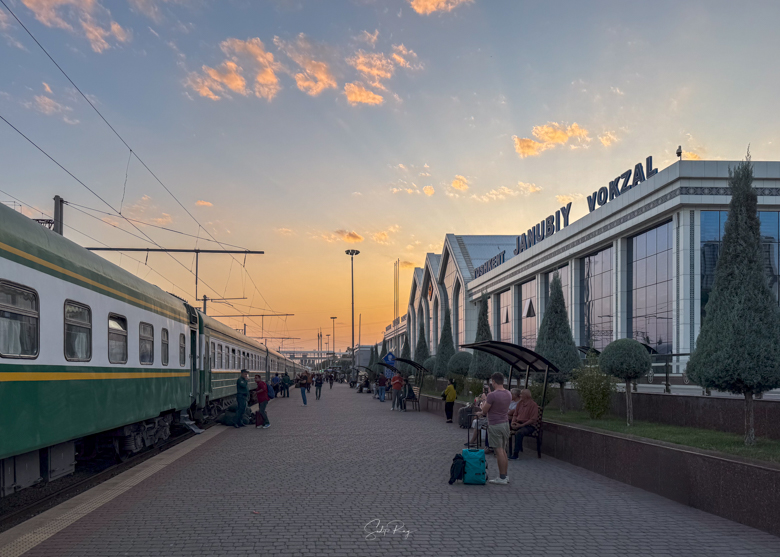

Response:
(64, 301), (91, 362)
(108, 314), (127, 364)
(0, 282), (39, 359)
(139, 322), (154, 365)
(161, 328), (169, 366)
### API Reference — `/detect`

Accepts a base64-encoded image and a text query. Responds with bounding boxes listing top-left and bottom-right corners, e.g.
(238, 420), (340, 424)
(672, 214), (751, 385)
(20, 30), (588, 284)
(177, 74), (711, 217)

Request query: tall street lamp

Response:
(330, 316), (337, 364)
(345, 249), (360, 371)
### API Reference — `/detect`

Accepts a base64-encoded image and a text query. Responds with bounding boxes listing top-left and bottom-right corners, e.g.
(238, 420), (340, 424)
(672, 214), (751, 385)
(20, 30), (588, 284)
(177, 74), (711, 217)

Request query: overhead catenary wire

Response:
(0, 0), (276, 315)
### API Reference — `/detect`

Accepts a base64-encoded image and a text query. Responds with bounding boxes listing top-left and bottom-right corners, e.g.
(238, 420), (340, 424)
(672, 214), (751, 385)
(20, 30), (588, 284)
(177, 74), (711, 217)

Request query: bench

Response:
(405, 386), (421, 411)
(508, 406), (544, 458)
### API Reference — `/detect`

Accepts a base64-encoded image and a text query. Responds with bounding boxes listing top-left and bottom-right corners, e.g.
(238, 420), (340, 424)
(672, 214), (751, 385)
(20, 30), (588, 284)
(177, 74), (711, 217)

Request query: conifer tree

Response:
(379, 338), (388, 361)
(434, 308), (456, 377)
(600, 338), (651, 426)
(367, 345), (377, 380)
(414, 322), (430, 364)
(399, 333), (412, 376)
(535, 272), (581, 413)
(469, 297), (497, 380)
(687, 153), (780, 445)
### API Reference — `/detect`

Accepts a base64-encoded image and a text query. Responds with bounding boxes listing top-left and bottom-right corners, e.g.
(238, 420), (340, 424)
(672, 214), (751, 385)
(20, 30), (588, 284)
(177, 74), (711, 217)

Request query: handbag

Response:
(441, 391), (447, 401)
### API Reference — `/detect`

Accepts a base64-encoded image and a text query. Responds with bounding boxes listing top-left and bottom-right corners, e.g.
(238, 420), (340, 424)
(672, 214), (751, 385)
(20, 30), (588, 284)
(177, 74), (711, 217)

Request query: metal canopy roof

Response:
(460, 341), (559, 374)
(376, 362), (399, 373)
(395, 357), (431, 375)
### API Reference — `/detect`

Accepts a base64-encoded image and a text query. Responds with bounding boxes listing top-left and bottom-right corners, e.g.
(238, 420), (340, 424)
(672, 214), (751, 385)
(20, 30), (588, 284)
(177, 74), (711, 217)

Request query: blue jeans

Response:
(282, 385), (289, 397)
(315, 385), (322, 399)
(378, 386), (386, 401)
(301, 386), (307, 405)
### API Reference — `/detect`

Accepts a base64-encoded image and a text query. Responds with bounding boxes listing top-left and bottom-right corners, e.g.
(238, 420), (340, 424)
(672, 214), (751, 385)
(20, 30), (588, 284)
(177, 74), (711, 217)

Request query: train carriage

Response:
(0, 203), (296, 495)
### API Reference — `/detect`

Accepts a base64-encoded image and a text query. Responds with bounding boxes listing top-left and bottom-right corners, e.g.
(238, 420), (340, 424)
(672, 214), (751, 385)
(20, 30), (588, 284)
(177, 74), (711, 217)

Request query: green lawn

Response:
(547, 410), (780, 465)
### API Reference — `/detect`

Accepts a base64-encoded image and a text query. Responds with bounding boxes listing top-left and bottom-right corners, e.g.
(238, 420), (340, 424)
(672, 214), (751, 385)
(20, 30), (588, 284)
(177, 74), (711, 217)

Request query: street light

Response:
(345, 249), (360, 370)
(330, 316), (337, 360)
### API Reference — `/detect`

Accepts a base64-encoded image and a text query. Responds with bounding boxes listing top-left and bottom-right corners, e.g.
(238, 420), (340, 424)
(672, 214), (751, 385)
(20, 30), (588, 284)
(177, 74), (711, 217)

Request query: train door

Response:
(203, 335), (212, 407)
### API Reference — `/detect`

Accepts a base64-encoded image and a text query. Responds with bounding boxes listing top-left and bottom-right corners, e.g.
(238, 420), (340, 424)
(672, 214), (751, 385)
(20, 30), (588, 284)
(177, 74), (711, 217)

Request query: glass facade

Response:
(520, 279), (537, 347)
(581, 246), (613, 350)
(547, 265), (569, 314)
(701, 211), (780, 324)
(629, 221), (673, 354)
(499, 290), (512, 342)
(441, 253), (463, 347)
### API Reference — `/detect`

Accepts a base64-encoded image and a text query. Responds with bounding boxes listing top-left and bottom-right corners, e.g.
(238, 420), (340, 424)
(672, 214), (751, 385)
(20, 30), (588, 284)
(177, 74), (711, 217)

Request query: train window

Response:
(179, 334), (186, 367)
(139, 323), (154, 365)
(0, 281), (39, 359)
(210, 342), (215, 368)
(108, 314), (128, 364)
(64, 300), (91, 362)
(217, 344), (223, 369)
(231, 348), (236, 369)
(161, 329), (169, 366)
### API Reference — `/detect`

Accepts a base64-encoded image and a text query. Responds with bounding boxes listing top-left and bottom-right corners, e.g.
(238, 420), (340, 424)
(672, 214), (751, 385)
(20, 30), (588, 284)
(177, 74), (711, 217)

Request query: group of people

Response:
(231, 368), (338, 430)
(458, 373), (539, 484)
(369, 370), (416, 411)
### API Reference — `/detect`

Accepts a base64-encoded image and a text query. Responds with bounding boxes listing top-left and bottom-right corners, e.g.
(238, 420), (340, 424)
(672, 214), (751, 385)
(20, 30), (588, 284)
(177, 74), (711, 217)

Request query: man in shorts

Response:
(482, 372), (512, 484)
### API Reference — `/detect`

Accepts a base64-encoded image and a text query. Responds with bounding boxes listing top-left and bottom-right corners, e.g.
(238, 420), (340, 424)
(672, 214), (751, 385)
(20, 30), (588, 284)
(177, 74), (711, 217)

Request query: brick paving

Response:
(18, 383), (780, 556)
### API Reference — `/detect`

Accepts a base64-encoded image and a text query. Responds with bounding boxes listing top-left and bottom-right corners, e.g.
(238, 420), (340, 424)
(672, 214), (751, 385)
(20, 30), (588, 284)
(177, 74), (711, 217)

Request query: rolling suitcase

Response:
(458, 404), (473, 428)
(462, 408), (487, 485)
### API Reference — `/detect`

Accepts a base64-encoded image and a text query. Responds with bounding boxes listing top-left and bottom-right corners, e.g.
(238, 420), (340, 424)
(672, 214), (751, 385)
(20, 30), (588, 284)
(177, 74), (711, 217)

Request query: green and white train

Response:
(0, 203), (302, 496)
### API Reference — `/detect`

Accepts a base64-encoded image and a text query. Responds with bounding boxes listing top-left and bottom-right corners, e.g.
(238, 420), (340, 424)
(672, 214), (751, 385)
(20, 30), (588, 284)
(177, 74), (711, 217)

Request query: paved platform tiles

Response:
(1, 383), (778, 557)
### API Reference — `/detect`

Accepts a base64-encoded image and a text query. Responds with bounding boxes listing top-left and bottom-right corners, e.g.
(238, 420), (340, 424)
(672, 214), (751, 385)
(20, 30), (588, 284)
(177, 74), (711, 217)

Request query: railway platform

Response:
(0, 383), (778, 557)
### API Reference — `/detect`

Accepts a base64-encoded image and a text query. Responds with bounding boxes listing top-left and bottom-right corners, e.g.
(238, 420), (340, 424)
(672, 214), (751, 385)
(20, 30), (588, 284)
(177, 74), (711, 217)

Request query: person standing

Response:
(328, 373), (334, 389)
(443, 378), (457, 423)
(255, 375), (271, 429)
(315, 373), (324, 400)
(391, 370), (404, 411)
(298, 370), (310, 406)
(482, 373), (512, 485)
(281, 372), (291, 398)
(376, 373), (388, 402)
(233, 369), (249, 428)
(271, 373), (281, 396)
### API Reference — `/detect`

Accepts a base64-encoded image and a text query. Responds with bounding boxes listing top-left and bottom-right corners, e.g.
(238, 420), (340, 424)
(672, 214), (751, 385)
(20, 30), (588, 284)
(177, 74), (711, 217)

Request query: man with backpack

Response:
(254, 374), (272, 428)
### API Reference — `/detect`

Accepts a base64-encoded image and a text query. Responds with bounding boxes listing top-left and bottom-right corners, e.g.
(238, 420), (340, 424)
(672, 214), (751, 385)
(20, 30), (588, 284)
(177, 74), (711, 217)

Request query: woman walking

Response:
(315, 373), (324, 400)
(443, 378), (457, 423)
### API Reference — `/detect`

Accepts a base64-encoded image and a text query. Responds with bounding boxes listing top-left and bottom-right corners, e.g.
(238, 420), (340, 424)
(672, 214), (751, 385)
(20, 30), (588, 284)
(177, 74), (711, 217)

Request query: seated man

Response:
(508, 389), (539, 459)
(465, 395), (489, 448)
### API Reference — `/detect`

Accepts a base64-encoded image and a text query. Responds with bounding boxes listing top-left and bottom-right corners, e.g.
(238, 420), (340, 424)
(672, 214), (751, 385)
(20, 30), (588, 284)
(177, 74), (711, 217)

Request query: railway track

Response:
(0, 423), (214, 534)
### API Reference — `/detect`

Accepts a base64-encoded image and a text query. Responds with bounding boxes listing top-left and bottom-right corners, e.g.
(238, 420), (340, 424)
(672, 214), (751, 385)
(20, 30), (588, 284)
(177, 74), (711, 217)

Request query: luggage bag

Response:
(462, 408), (487, 485)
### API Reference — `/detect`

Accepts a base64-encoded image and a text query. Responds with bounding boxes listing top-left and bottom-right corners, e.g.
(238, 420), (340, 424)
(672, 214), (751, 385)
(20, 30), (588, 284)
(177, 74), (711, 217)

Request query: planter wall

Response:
(547, 389), (780, 440)
(540, 421), (780, 537)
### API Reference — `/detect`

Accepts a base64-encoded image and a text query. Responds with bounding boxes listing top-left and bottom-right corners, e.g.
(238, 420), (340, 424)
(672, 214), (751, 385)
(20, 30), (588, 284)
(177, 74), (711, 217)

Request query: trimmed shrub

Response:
(448, 351), (472, 377)
(600, 338), (651, 426)
(465, 378), (485, 400)
(422, 356), (437, 377)
(414, 322), (430, 364)
(399, 334), (412, 376)
(529, 381), (557, 408)
(572, 359), (616, 419)
(469, 296), (498, 379)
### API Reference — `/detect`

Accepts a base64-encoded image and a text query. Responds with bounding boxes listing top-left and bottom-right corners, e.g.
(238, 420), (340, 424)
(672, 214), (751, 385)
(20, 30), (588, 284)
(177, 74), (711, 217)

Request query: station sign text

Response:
(587, 156), (658, 213)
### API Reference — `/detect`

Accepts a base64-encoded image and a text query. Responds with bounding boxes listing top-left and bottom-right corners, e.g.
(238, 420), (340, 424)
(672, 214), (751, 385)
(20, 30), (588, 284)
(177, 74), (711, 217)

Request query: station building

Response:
(387, 159), (780, 378)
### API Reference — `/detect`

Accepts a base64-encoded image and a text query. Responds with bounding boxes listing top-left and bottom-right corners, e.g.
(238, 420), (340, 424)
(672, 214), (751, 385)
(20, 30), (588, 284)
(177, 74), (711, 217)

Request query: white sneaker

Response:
(488, 477), (509, 485)
(263, 423), (271, 429)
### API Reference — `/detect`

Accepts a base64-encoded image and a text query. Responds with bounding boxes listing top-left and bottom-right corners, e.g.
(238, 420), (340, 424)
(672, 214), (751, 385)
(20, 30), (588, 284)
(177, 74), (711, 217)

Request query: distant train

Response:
(0, 203), (304, 496)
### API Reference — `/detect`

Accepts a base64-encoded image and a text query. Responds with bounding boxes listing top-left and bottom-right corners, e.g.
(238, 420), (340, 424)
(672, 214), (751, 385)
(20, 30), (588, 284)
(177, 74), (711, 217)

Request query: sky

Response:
(2, 0), (780, 352)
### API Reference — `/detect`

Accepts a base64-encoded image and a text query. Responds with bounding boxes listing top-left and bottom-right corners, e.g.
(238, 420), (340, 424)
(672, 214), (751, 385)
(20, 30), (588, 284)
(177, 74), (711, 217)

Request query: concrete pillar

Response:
(570, 257), (583, 346)
(615, 237), (631, 340)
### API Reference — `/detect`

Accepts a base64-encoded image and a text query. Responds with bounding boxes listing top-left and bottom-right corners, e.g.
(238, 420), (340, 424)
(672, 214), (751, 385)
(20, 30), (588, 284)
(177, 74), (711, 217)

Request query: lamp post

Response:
(330, 316), (337, 365)
(345, 249), (360, 371)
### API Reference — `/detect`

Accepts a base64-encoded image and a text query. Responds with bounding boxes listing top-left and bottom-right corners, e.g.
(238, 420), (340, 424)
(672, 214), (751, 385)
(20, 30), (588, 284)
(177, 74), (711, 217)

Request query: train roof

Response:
(0, 204), (188, 322)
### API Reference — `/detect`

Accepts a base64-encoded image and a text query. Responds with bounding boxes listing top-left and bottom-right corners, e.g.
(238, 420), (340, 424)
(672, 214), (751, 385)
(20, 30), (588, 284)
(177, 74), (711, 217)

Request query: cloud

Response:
(23, 0), (131, 52)
(391, 44), (419, 69)
(203, 60), (247, 95)
(348, 50), (395, 89)
(518, 182), (542, 194)
(195, 200), (213, 206)
(25, 95), (78, 123)
(275, 227), (294, 235)
(423, 185), (435, 196)
(409, 0), (473, 15)
(42, 82), (52, 94)
(129, 0), (182, 23)
(399, 260), (416, 269)
(274, 34), (337, 96)
(555, 193), (584, 205)
(451, 175), (469, 191)
(352, 191), (362, 196)
(397, 163), (406, 170)
(358, 29), (378, 47)
(611, 86), (624, 95)
(512, 122), (590, 158)
(123, 194), (173, 225)
(419, 171), (430, 177)
(334, 229), (364, 243)
(344, 82), (383, 106)
(598, 131), (618, 147)
(188, 38), (282, 101)
(682, 152), (702, 160)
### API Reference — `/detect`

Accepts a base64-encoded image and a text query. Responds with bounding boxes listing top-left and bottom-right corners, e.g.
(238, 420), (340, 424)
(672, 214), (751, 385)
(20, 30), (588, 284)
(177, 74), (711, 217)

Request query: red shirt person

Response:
(255, 375), (271, 428)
